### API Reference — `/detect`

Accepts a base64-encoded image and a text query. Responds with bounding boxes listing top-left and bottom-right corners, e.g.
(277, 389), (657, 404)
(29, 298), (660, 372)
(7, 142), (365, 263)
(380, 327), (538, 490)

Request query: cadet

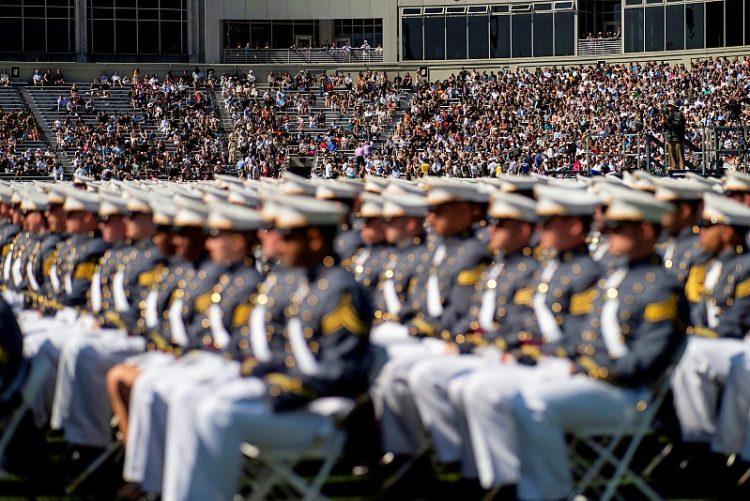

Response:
(672, 192), (750, 451)
(123, 204), (265, 495)
(723, 170), (750, 207)
(49, 192), (166, 450)
(107, 199), (210, 442)
(458, 184), (606, 490)
(349, 193), (390, 302)
(22, 189), (109, 428)
(654, 177), (713, 305)
(511, 188), (684, 501)
(24, 185), (65, 311)
(371, 179), (491, 460)
(316, 180), (364, 263)
(400, 192), (540, 475)
(373, 190), (428, 322)
(156, 195), (372, 500)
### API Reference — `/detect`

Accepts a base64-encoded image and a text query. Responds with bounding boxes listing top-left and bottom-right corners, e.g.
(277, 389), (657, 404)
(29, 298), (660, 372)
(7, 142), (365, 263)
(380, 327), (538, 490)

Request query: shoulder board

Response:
(138, 264), (166, 287)
(736, 276), (750, 299)
(570, 287), (598, 316)
(684, 262), (708, 303)
(513, 285), (535, 306)
(457, 264), (486, 286)
(644, 294), (679, 323)
(232, 303), (253, 328)
(74, 262), (97, 281)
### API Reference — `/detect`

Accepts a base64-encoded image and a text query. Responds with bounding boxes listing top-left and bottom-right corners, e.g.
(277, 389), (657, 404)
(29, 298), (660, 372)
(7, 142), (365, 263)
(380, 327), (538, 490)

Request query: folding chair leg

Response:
(65, 440), (122, 494)
(0, 357), (50, 473)
(305, 432), (346, 501)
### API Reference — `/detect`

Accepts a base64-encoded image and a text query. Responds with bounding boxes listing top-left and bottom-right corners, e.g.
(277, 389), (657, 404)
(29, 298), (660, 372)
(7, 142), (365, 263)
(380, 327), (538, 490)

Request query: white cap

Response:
(488, 192), (538, 222)
(703, 192), (750, 227)
(534, 184), (601, 217)
(382, 193), (428, 218)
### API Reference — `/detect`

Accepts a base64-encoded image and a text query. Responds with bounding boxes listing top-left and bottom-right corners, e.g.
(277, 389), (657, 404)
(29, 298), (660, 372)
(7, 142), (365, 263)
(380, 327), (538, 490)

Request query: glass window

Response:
(225, 21), (249, 48)
(403, 8), (421, 15)
(746, 0), (750, 46)
(533, 12), (553, 56)
(512, 13), (532, 57)
(446, 7), (465, 14)
(91, 19), (115, 52)
(645, 6), (664, 51)
(490, 15), (510, 57)
(625, 7), (645, 52)
(251, 21), (271, 48)
(402, 17), (423, 60)
(161, 21), (182, 53)
(137, 8), (159, 20)
(273, 21), (293, 47)
(0, 19), (22, 52)
(554, 11), (575, 55)
(468, 6), (488, 13)
(535, 3), (553, 10)
(118, 8), (137, 19)
(686, 2), (704, 48)
(468, 15), (489, 58)
(492, 6), (509, 13)
(726, 0), (743, 46)
(666, 5), (684, 50)
(555, 2), (574, 9)
(424, 16), (445, 59)
(116, 20), (137, 52)
(138, 20), (159, 52)
(424, 7), (443, 14)
(446, 15), (467, 59)
(705, 1), (723, 47)
(626, 0), (642, 5)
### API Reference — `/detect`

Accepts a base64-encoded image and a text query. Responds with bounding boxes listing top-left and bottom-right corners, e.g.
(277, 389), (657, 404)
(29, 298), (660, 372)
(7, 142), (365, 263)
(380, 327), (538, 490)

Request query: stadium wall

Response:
(1, 44), (749, 84)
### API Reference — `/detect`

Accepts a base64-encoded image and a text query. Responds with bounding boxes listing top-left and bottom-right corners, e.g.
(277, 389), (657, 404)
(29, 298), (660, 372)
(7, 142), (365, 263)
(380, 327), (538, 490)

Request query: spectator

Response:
(53, 69), (65, 85)
(32, 69), (43, 86)
(663, 99), (686, 170)
(0, 70), (9, 87)
(111, 71), (123, 87)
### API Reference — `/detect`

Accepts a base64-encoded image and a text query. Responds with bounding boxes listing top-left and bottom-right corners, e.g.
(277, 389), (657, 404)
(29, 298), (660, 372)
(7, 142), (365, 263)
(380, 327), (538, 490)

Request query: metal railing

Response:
(221, 47), (384, 65)
(577, 38), (622, 56)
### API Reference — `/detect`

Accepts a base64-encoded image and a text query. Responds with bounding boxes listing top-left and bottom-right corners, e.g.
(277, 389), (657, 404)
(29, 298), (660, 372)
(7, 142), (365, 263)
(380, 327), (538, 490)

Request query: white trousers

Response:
(408, 352), (498, 474)
(672, 336), (748, 442)
(513, 375), (645, 501)
(462, 358), (572, 489)
(713, 347), (750, 459)
(370, 338), (447, 456)
(161, 377), (340, 501)
(124, 352), (238, 493)
(19, 315), (88, 427)
(50, 329), (145, 447)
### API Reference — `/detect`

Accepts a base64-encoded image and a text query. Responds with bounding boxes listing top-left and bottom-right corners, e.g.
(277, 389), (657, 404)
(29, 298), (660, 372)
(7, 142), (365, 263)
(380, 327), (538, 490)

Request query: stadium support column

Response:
(75, 0), (87, 62)
(187, 0), (203, 63)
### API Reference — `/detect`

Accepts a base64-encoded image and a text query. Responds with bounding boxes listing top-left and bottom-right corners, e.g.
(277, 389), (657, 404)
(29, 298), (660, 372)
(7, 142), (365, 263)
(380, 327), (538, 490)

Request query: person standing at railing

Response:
(663, 100), (686, 170)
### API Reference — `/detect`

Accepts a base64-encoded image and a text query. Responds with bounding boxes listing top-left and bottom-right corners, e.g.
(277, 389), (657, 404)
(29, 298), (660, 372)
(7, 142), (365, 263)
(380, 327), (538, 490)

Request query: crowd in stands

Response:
(5, 56), (750, 180)
(56, 68), (226, 181)
(222, 69), (412, 179)
(0, 108), (60, 177)
(349, 57), (750, 179)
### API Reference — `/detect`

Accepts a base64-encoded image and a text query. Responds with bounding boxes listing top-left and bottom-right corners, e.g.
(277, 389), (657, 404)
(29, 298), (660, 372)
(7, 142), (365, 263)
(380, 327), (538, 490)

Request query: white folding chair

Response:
(240, 345), (388, 501)
(569, 368), (676, 501)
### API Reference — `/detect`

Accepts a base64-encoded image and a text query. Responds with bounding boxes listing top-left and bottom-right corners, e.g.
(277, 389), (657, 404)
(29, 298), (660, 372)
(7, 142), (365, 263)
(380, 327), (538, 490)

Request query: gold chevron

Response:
(321, 292), (368, 336)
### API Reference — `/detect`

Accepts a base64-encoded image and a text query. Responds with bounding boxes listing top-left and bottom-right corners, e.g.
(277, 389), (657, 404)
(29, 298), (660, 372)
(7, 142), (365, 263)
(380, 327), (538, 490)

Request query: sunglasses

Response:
(698, 218), (721, 229)
(603, 220), (641, 231)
